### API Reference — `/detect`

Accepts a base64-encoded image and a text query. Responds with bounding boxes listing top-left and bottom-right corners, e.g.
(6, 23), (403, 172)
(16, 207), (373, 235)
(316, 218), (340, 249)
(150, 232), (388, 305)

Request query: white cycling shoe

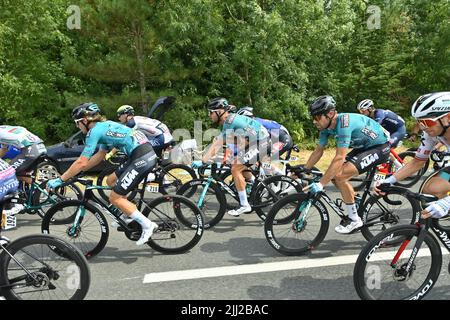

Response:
(227, 205), (252, 217)
(136, 222), (159, 246)
(334, 217), (363, 234)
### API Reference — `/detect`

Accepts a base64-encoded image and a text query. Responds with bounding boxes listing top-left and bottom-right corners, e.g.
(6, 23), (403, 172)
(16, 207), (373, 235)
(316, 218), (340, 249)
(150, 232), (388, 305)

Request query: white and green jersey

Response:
(0, 126), (43, 149)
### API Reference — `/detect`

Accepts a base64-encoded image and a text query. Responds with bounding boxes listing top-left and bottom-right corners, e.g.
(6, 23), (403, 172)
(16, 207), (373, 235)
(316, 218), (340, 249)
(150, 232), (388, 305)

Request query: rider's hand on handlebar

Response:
(372, 176), (397, 196)
(192, 160), (204, 169)
(303, 182), (323, 194)
(47, 177), (64, 190)
(421, 195), (450, 219)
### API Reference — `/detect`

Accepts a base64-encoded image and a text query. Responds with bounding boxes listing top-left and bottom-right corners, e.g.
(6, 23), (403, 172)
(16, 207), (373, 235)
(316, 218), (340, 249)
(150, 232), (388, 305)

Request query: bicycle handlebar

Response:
(377, 183), (438, 203)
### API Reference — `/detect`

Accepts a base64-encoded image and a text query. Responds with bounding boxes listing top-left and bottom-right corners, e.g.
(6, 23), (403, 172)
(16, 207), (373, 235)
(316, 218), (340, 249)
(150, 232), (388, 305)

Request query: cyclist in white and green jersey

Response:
(303, 95), (390, 234)
(193, 97), (270, 216)
(0, 125), (47, 183)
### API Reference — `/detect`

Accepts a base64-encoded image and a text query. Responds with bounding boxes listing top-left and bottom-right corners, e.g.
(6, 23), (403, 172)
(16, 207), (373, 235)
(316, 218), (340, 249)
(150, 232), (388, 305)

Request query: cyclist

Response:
(46, 102), (158, 245)
(193, 97), (270, 216)
(374, 92), (450, 219)
(115, 105), (175, 158)
(0, 158), (19, 202)
(236, 106), (293, 161)
(356, 99), (407, 148)
(303, 95), (390, 234)
(0, 126), (47, 185)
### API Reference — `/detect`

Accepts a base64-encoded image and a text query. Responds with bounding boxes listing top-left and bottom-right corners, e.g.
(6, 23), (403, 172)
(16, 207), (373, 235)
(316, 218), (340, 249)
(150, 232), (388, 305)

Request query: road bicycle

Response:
(350, 147), (429, 191)
(177, 161), (303, 229)
(353, 184), (450, 300)
(11, 154), (82, 219)
(0, 193), (90, 300)
(264, 164), (419, 256)
(96, 152), (197, 202)
(41, 173), (204, 259)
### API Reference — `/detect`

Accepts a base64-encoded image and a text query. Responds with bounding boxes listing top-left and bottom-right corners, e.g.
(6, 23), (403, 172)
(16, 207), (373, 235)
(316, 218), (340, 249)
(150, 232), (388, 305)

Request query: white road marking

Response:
(143, 248), (449, 284)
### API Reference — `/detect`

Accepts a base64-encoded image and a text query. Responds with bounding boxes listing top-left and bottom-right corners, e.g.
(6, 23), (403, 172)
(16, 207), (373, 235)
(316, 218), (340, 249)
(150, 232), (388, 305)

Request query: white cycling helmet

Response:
(356, 99), (374, 111)
(411, 92), (450, 119)
(237, 106), (254, 117)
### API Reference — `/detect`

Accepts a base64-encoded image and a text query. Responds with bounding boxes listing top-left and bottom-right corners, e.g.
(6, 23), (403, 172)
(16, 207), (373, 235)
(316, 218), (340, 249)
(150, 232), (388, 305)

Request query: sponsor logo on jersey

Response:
(361, 127), (379, 140)
(340, 114), (350, 128)
(106, 130), (126, 138)
(360, 153), (379, 169)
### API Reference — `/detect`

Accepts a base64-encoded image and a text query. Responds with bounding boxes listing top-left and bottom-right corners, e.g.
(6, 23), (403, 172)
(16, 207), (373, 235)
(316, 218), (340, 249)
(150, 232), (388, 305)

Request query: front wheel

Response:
(353, 224), (441, 300)
(141, 195), (204, 254)
(41, 200), (109, 259)
(264, 193), (329, 256)
(0, 234), (90, 300)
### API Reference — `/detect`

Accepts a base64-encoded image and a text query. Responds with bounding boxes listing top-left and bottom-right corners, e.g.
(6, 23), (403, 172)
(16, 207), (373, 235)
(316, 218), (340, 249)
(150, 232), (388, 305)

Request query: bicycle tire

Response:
(264, 193), (329, 256)
(359, 190), (421, 241)
(41, 200), (109, 259)
(141, 195), (204, 254)
(176, 179), (226, 229)
(252, 175), (303, 222)
(353, 224), (441, 300)
(0, 234), (90, 300)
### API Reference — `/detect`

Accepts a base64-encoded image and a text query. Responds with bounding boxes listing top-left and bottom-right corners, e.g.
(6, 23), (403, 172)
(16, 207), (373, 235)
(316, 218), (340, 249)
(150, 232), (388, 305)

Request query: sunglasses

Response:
(312, 114), (323, 122)
(74, 119), (83, 126)
(417, 113), (449, 129)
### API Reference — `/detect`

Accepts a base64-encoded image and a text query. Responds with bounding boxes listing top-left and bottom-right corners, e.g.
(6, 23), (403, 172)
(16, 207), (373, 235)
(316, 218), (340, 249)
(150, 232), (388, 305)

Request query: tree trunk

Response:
(133, 21), (147, 114)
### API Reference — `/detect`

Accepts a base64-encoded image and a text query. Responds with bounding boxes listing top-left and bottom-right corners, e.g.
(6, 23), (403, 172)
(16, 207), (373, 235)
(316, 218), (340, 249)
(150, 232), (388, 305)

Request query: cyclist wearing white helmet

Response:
(116, 105), (174, 158)
(357, 99), (406, 148)
(374, 92), (450, 219)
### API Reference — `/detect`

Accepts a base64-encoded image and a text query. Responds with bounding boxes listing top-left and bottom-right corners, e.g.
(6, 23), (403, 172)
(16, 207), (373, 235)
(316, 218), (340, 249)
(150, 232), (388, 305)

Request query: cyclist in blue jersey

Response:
(356, 99), (407, 148)
(46, 103), (158, 246)
(193, 97), (270, 216)
(236, 106), (293, 161)
(303, 95), (390, 234)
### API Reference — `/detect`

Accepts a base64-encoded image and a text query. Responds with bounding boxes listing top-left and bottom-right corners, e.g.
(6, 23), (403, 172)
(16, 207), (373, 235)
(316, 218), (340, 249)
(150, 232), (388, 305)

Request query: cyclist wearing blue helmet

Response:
(47, 102), (159, 246)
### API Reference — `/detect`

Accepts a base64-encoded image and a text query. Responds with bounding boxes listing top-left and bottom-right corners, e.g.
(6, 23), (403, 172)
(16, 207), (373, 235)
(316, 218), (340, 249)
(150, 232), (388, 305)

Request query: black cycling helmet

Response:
(207, 97), (231, 111)
(309, 95), (336, 116)
(72, 102), (101, 120)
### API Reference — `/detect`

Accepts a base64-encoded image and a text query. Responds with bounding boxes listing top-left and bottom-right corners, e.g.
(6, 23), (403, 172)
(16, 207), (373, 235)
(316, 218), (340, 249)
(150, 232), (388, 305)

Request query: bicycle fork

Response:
(68, 205), (86, 237)
(390, 223), (427, 280)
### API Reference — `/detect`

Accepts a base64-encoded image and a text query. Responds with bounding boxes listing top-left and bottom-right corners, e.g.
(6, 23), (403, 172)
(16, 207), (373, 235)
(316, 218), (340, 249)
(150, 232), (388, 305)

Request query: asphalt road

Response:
(3, 176), (450, 304)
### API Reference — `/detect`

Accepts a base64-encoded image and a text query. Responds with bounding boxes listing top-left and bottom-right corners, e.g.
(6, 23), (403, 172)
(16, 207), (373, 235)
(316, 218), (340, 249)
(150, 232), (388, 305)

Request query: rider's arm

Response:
(305, 145), (324, 169)
(60, 149), (107, 181)
(319, 147), (346, 186)
(202, 136), (224, 162)
(391, 157), (427, 182)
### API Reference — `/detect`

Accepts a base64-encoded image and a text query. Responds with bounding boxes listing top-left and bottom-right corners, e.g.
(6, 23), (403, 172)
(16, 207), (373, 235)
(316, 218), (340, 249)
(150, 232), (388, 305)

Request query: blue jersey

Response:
(81, 121), (149, 158)
(319, 113), (388, 149)
(373, 109), (405, 135)
(221, 114), (269, 142)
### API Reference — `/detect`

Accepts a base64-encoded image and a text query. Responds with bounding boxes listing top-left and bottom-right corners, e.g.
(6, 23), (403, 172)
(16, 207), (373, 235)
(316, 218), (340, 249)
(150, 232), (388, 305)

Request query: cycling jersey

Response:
(373, 109), (406, 135)
(0, 158), (19, 202)
(415, 132), (450, 160)
(81, 121), (149, 158)
(127, 116), (173, 144)
(319, 113), (389, 149)
(221, 114), (269, 142)
(0, 126), (43, 149)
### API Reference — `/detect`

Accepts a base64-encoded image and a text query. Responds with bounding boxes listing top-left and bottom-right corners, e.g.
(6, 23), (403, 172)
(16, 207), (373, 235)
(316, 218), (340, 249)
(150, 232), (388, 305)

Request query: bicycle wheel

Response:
(141, 195), (204, 254)
(394, 151), (429, 188)
(0, 234), (90, 300)
(32, 181), (83, 219)
(96, 168), (137, 202)
(176, 179), (226, 229)
(41, 200), (109, 259)
(353, 224), (442, 300)
(360, 190), (421, 241)
(264, 193), (329, 256)
(252, 175), (303, 222)
(157, 163), (197, 195)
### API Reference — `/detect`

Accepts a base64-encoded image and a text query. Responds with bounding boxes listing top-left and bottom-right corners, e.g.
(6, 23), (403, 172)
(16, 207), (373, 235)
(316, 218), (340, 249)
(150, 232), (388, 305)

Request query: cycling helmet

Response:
(207, 97), (231, 111)
(72, 102), (101, 120)
(411, 92), (450, 119)
(356, 99), (374, 111)
(237, 106), (254, 117)
(309, 95), (336, 116)
(117, 105), (135, 116)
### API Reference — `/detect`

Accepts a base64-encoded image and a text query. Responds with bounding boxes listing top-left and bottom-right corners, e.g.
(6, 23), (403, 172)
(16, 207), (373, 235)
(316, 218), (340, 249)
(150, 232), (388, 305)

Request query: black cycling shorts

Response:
(346, 143), (390, 174)
(113, 143), (157, 196)
(270, 129), (293, 160)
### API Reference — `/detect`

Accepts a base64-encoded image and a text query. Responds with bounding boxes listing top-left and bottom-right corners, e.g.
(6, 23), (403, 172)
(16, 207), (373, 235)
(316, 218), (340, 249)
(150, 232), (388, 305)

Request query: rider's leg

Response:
(422, 172), (450, 199)
(333, 162), (359, 221)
